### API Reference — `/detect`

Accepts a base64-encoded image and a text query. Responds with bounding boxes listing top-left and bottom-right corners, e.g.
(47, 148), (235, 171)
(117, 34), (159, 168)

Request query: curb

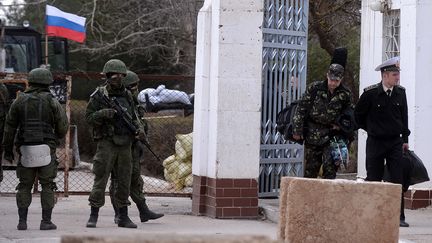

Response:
(259, 204), (279, 224)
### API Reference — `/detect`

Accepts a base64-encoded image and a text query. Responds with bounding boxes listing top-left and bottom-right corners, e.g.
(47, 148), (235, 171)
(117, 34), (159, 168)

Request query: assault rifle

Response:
(92, 89), (162, 162)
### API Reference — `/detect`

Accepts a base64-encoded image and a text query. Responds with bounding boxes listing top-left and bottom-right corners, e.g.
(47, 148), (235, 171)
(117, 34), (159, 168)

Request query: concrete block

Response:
(61, 234), (281, 243)
(278, 177), (401, 243)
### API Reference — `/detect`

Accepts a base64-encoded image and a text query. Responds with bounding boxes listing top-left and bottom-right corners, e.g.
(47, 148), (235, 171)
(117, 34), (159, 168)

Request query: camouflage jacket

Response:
(293, 81), (353, 146)
(2, 86), (69, 152)
(86, 84), (142, 145)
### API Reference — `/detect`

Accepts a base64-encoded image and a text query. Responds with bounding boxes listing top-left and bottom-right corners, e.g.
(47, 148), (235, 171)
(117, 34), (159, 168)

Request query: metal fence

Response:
(259, 0), (309, 197)
(0, 72), (194, 197)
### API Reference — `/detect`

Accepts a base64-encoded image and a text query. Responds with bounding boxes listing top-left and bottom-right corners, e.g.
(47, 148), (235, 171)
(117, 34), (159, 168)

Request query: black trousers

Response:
(365, 136), (406, 220)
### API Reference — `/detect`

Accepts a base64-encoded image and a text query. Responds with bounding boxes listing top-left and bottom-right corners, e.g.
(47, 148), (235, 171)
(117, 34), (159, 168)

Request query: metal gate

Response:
(259, 0), (309, 197)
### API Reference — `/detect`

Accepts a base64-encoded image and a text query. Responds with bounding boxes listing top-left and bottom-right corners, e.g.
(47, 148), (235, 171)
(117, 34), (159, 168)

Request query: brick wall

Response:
(404, 189), (432, 209)
(192, 175), (258, 218)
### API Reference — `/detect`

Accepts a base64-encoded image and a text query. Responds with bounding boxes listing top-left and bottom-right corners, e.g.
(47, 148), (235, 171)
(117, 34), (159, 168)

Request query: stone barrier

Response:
(278, 177), (401, 243)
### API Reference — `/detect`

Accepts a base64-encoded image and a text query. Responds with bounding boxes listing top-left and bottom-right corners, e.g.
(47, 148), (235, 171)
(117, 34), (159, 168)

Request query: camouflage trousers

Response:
(89, 139), (132, 208)
(304, 144), (338, 179)
(109, 141), (146, 207)
(16, 154), (58, 209)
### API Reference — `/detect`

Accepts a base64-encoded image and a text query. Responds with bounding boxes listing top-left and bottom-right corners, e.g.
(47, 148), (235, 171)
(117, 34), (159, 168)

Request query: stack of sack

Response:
(163, 133), (193, 190)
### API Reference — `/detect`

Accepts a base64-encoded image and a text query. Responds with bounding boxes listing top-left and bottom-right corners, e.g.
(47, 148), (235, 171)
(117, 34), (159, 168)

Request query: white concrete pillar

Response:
(192, 0), (264, 218)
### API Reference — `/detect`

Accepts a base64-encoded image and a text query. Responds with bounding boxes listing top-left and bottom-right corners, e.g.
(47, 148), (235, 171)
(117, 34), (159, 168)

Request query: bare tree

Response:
(10, 0), (202, 74)
(72, 0), (200, 74)
(309, 0), (361, 100)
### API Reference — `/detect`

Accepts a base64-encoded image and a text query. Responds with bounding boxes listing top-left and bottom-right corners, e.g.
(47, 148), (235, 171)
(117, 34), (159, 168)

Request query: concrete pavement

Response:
(1, 195), (431, 242)
(0, 195), (276, 243)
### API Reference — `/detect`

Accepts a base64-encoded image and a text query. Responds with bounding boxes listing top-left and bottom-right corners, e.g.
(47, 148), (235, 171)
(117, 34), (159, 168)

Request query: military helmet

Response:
(123, 70), (140, 87)
(102, 59), (127, 75)
(28, 68), (53, 84)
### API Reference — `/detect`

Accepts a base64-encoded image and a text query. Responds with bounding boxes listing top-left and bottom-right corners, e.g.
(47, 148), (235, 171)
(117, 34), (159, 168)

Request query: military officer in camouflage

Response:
(2, 68), (69, 230)
(0, 82), (9, 184)
(109, 70), (164, 224)
(86, 60), (146, 229)
(292, 48), (353, 179)
(354, 56), (410, 227)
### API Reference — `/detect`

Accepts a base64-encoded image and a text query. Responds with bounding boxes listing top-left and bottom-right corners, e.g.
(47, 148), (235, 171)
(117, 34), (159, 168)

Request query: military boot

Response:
(138, 200), (164, 222)
(17, 208), (28, 230)
(40, 208), (57, 230)
(117, 207), (137, 228)
(86, 207), (99, 228)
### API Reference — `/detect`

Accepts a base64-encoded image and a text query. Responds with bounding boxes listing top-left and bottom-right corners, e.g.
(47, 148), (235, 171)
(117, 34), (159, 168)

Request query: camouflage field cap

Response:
(328, 64), (344, 81)
(327, 47), (347, 81)
(28, 67), (53, 84)
(375, 56), (400, 72)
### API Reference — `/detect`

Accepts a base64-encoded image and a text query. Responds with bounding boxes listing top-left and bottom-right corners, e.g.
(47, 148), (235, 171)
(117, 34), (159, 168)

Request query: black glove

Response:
(136, 129), (149, 145)
(96, 108), (116, 119)
(4, 150), (14, 163)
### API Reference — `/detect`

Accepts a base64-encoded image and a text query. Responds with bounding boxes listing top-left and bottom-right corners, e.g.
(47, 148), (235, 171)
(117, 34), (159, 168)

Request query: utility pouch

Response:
(20, 144), (51, 168)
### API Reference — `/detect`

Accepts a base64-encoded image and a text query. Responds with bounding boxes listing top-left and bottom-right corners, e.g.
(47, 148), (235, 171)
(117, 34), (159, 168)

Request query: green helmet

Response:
(28, 68), (53, 84)
(123, 70), (140, 87)
(102, 59), (127, 75)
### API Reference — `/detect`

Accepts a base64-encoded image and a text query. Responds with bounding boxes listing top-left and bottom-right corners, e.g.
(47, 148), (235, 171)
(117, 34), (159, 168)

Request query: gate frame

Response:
(259, 0), (309, 197)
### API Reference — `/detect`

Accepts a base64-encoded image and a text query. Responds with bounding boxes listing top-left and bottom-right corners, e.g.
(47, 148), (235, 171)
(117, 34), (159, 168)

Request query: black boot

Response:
(17, 208), (28, 230)
(113, 204), (119, 224)
(400, 194), (409, 227)
(117, 207), (137, 228)
(86, 207), (99, 228)
(40, 208), (57, 230)
(138, 200), (164, 222)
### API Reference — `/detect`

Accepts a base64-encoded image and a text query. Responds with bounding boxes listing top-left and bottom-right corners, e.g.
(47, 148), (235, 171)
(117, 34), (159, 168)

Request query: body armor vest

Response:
(18, 92), (56, 144)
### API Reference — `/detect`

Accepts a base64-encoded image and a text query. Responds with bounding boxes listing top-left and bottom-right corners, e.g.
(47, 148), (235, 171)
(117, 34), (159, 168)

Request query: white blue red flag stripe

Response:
(45, 5), (86, 43)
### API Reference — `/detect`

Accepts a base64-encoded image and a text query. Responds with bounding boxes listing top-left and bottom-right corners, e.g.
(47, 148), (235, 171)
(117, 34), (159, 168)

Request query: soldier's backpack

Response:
(276, 85), (320, 144)
(276, 100), (303, 144)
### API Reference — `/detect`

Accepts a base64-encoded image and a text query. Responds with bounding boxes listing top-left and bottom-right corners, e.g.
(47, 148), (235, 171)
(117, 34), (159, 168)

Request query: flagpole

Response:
(45, 33), (48, 66)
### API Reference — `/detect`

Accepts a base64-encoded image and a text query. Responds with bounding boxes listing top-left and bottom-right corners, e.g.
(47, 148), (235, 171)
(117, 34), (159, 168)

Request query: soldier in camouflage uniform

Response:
(2, 68), (69, 230)
(109, 70), (164, 224)
(292, 59), (353, 179)
(86, 60), (146, 229)
(0, 82), (9, 184)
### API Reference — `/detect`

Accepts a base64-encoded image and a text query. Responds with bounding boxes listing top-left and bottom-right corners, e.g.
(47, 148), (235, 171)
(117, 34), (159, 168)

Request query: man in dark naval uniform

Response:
(354, 56), (410, 227)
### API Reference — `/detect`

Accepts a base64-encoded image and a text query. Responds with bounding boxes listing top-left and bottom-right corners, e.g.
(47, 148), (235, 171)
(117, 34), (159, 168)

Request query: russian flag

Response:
(45, 5), (86, 43)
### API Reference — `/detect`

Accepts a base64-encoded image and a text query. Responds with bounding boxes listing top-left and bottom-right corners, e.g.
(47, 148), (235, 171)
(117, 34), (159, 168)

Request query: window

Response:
(383, 10), (400, 60)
